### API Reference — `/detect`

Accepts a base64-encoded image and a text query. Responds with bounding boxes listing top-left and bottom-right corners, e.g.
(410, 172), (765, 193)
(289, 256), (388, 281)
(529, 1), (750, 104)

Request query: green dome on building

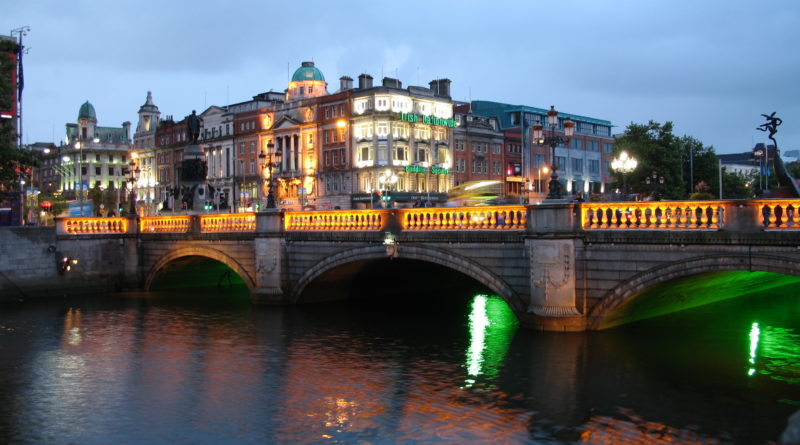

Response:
(78, 101), (97, 121)
(291, 61), (325, 82)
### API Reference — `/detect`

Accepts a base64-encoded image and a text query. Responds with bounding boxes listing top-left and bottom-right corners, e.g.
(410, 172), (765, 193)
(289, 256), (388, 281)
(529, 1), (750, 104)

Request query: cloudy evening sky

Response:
(3, 0), (799, 154)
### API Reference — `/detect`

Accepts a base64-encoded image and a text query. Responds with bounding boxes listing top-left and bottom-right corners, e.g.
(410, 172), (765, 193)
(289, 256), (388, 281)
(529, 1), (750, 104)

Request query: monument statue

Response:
(757, 111), (782, 150)
(186, 110), (202, 144)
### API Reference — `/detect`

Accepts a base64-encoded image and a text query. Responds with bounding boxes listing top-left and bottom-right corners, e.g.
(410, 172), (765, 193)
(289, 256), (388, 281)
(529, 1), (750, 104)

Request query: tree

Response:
(613, 121), (721, 200)
(680, 135), (720, 198)
(721, 169), (756, 199)
(613, 121), (683, 199)
(0, 38), (36, 191)
(786, 161), (800, 179)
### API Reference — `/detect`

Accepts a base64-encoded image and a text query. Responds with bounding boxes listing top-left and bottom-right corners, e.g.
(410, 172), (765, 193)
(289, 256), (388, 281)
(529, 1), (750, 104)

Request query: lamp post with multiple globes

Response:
(259, 142), (283, 210)
(611, 150), (638, 198)
(532, 106), (575, 200)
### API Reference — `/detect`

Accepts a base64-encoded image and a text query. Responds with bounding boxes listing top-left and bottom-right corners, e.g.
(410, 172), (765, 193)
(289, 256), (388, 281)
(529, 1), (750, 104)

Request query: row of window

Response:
(322, 103), (347, 120)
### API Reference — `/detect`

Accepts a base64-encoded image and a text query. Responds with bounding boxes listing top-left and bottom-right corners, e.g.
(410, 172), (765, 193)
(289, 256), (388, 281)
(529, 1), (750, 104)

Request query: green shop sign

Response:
(405, 165), (449, 175)
(400, 112), (457, 128)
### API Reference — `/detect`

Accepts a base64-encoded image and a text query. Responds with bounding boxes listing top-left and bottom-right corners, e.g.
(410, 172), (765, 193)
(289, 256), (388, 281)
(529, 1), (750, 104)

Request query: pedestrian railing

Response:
(755, 200), (800, 230)
(200, 213), (256, 232)
(400, 206), (527, 230)
(61, 217), (129, 234)
(140, 216), (192, 233)
(581, 201), (726, 230)
(284, 209), (388, 231)
(56, 199), (800, 235)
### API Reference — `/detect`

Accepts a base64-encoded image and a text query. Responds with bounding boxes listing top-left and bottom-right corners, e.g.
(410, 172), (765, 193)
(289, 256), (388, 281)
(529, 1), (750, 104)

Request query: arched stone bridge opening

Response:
(292, 244), (524, 312)
(589, 254), (800, 330)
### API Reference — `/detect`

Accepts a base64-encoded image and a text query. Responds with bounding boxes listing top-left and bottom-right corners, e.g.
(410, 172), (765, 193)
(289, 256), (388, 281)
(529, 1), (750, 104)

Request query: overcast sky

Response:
(3, 0), (799, 154)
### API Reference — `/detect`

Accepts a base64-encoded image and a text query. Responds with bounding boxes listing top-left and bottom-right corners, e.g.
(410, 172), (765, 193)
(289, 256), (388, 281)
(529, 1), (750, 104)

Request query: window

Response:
(393, 146), (407, 162)
(534, 154), (546, 169)
(359, 146), (372, 162)
(492, 144), (501, 154)
(250, 142), (255, 153)
(588, 140), (599, 152)
(95, 166), (101, 175)
(249, 159), (256, 174)
(416, 147), (428, 164)
(239, 143), (245, 154)
(95, 154), (101, 162)
(571, 138), (582, 149)
(604, 143), (613, 154)
(332, 150), (338, 165)
(494, 161), (502, 175)
(324, 108), (330, 119)
(325, 131), (330, 144)
(589, 159), (600, 174)
(556, 156), (567, 170)
(571, 158), (583, 174)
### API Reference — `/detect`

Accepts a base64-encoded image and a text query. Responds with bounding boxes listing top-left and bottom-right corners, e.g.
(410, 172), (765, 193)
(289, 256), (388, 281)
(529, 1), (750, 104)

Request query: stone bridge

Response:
(38, 199), (800, 331)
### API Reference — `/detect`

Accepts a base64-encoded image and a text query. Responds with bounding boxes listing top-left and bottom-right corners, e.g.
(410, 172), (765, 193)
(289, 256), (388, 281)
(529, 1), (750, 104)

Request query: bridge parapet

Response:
(284, 209), (388, 231)
(754, 199), (800, 230)
(57, 217), (133, 235)
(140, 215), (191, 233)
(581, 201), (725, 230)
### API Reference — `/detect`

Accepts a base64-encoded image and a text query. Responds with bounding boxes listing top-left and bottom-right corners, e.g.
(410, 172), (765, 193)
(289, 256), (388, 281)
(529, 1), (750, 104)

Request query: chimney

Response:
(358, 73), (373, 89)
(382, 77), (402, 89)
(340, 76), (353, 91)
(122, 121), (131, 142)
(429, 78), (452, 98)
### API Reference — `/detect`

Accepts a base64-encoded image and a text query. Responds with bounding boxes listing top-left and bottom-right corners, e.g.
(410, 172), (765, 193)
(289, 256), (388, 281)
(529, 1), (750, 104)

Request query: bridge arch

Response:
(144, 246), (256, 291)
(589, 253), (800, 330)
(291, 244), (526, 312)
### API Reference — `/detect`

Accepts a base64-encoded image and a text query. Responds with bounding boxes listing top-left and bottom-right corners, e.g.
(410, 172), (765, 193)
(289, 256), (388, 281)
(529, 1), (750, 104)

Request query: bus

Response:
(447, 180), (502, 206)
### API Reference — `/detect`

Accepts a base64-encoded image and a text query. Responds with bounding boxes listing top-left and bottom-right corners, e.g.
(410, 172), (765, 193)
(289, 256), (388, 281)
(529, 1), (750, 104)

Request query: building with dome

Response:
(59, 101), (132, 213)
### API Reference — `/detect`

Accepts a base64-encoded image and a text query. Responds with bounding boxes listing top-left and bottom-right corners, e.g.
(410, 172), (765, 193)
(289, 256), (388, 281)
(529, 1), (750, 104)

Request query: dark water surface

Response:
(1, 283), (798, 444)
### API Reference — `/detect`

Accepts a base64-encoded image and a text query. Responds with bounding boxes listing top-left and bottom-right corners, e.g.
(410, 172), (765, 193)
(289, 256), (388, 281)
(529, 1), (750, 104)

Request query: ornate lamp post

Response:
(378, 168), (398, 206)
(261, 142), (282, 210)
(532, 106), (575, 200)
(645, 171), (665, 200)
(611, 150), (637, 198)
(127, 152), (140, 216)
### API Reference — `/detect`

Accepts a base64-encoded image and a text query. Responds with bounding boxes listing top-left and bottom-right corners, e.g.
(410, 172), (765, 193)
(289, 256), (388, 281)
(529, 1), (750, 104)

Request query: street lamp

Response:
(532, 106), (575, 200)
(645, 170), (665, 200)
(611, 150), (638, 198)
(378, 168), (398, 206)
(262, 142), (282, 210)
(538, 165), (549, 193)
(127, 152), (140, 216)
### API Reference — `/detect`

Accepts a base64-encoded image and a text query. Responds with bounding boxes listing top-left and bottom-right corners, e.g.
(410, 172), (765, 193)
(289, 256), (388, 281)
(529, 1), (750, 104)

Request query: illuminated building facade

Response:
(154, 115), (186, 210)
(133, 91), (160, 214)
(349, 76), (455, 207)
(451, 104), (505, 192)
(228, 92), (284, 211)
(315, 82), (353, 210)
(61, 101), (132, 199)
(198, 105), (234, 211)
(471, 101), (615, 198)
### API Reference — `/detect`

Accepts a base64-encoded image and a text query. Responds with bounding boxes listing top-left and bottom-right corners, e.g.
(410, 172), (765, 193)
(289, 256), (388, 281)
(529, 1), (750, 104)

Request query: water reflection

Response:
(465, 294), (518, 387)
(0, 285), (797, 443)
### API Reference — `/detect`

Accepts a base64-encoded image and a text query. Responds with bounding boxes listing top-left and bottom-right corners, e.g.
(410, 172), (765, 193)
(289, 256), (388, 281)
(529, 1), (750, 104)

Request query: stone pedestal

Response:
(180, 143), (208, 212)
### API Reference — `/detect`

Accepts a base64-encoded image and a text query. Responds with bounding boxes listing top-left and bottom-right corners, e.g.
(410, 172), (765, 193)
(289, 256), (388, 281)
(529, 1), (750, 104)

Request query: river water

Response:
(1, 280), (799, 444)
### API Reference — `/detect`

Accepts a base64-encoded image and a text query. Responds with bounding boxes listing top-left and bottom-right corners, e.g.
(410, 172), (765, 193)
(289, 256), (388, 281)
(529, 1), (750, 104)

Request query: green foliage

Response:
(721, 169), (756, 199)
(613, 121), (720, 200)
(37, 192), (67, 217)
(0, 40), (37, 191)
(786, 161), (800, 179)
(689, 192), (715, 200)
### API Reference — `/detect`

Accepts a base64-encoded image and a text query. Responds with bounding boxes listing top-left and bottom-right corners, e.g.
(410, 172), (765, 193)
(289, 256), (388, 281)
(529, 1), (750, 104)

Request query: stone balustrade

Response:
(581, 201), (727, 230)
(59, 217), (130, 235)
(755, 200), (800, 230)
(284, 209), (388, 231)
(140, 216), (192, 233)
(56, 199), (800, 235)
(400, 206), (527, 230)
(200, 213), (256, 232)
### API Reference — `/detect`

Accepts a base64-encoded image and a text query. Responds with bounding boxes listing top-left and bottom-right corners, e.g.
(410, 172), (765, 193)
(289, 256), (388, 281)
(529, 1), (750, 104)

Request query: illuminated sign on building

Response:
(405, 165), (449, 175)
(400, 112), (457, 128)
